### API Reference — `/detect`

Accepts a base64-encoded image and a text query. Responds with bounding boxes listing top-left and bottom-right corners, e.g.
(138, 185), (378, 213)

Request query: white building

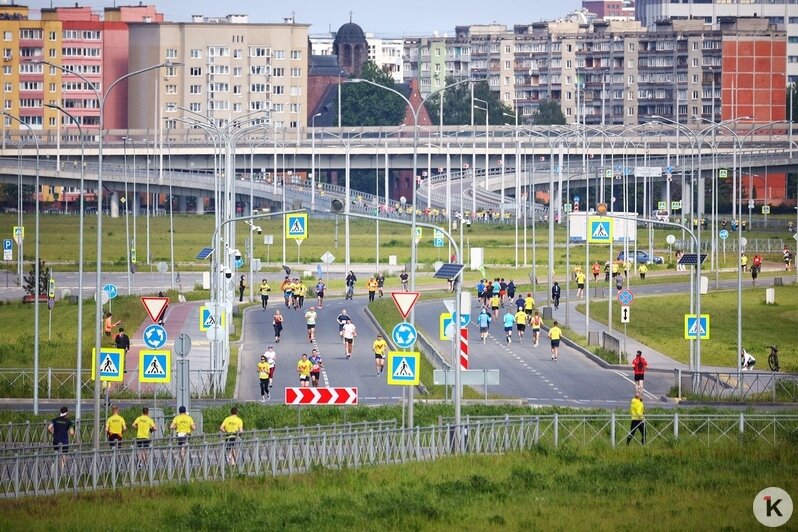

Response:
(309, 32), (405, 82)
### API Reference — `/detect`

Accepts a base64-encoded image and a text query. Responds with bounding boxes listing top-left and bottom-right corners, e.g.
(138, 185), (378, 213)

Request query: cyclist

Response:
(551, 282), (561, 310)
(345, 271), (357, 300)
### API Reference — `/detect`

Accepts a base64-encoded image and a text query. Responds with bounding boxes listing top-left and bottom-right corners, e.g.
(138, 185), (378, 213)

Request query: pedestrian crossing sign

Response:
(587, 216), (613, 244)
(199, 305), (226, 331)
(285, 213), (308, 240)
(387, 351), (420, 386)
(684, 314), (710, 340)
(139, 350), (171, 383)
(91, 348), (125, 382)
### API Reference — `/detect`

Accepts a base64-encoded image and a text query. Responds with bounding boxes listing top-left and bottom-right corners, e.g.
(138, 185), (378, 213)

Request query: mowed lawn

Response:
(0, 443), (794, 531)
(579, 284), (798, 372)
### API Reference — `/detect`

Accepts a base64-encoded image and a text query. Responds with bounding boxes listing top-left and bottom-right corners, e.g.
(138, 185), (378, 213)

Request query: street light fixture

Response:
(3, 113), (40, 415)
(45, 103), (87, 418)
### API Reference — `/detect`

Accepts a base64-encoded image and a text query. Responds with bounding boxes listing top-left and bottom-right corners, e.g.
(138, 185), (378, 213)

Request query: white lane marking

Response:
(611, 370), (658, 400)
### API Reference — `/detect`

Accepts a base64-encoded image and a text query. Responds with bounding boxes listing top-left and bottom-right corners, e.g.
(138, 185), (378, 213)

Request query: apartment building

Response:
(636, 0), (798, 83)
(310, 31), (405, 83)
(126, 15), (310, 131)
(405, 17), (785, 126)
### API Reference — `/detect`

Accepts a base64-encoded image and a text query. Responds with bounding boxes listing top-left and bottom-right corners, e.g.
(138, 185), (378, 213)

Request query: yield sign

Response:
(284, 387), (358, 405)
(141, 296), (170, 323)
(391, 291), (420, 319)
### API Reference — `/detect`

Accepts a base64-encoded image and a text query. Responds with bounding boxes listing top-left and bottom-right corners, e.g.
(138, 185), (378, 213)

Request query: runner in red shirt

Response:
(632, 350), (648, 394)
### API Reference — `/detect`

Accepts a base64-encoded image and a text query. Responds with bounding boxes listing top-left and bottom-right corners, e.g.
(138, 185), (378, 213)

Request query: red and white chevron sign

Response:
(460, 326), (469, 370)
(284, 387), (358, 405)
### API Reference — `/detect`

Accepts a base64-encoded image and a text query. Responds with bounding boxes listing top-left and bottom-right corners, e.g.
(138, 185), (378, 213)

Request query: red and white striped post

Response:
(459, 326), (469, 369)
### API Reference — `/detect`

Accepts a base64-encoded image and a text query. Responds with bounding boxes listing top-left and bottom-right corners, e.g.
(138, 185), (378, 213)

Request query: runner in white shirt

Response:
(304, 307), (317, 343)
(263, 346), (277, 386)
(341, 319), (357, 359)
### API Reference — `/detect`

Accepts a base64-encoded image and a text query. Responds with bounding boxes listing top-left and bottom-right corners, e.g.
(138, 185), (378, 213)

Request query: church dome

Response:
(334, 22), (366, 43)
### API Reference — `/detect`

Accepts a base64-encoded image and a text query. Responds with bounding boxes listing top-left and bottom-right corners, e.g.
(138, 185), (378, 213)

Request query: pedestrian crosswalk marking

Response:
(100, 354), (118, 374)
(145, 357), (166, 376)
(393, 357), (414, 378)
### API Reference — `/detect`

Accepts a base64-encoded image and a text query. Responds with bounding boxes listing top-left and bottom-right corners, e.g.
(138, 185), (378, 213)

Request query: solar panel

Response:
(677, 253), (707, 265)
(434, 263), (464, 279)
(196, 247), (214, 260)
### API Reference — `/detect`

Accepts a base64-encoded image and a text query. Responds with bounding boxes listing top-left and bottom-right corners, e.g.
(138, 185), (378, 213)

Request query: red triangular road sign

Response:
(141, 297), (170, 323)
(390, 291), (420, 319)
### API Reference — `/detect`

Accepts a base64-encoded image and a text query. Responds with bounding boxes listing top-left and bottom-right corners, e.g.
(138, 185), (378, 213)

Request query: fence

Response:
(675, 238), (785, 254)
(674, 370), (798, 402)
(0, 419), (398, 457)
(0, 368), (221, 400)
(1, 413), (795, 499)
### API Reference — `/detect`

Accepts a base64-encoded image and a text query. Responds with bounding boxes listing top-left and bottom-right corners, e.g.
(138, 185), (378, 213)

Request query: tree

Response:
(532, 100), (566, 125)
(424, 78), (514, 126)
(23, 259), (48, 297)
(340, 62), (406, 126)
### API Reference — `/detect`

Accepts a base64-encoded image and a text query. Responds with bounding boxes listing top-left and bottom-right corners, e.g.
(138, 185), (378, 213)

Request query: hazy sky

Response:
(26, 1), (584, 36)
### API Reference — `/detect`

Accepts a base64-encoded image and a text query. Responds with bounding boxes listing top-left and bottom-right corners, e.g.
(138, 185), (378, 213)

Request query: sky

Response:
(25, 0), (584, 36)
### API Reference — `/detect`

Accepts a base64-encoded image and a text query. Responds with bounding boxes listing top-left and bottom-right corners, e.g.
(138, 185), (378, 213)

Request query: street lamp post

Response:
(348, 77), (473, 432)
(3, 113), (40, 415)
(45, 104), (86, 419)
(310, 112), (322, 211)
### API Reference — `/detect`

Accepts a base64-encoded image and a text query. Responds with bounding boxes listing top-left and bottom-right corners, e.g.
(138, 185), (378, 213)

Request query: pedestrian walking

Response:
(309, 349), (324, 387)
(170, 406), (195, 459)
(626, 393), (646, 445)
(48, 406), (74, 467)
(272, 310), (284, 343)
(315, 278), (326, 307)
(104, 405), (126, 449)
(476, 308), (491, 343)
(104, 312), (121, 340)
(114, 327), (130, 355)
(238, 275), (246, 302)
(632, 350), (648, 394)
(638, 264), (648, 280)
(502, 309), (515, 344)
(367, 276), (378, 302)
(372, 334), (388, 376)
(132, 407), (156, 469)
(345, 271), (357, 300)
(297, 353), (312, 387)
(530, 311), (542, 347)
(259, 279), (271, 310)
(548, 320), (562, 361)
(342, 319), (357, 358)
(258, 355), (271, 401)
(399, 271), (409, 291)
(304, 306), (317, 343)
(220, 407), (243, 465)
(615, 274), (624, 292)
(376, 272), (385, 297)
(551, 282), (561, 310)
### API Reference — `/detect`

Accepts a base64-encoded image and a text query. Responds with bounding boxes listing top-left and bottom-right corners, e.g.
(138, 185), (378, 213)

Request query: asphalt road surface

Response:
(237, 294), (402, 405)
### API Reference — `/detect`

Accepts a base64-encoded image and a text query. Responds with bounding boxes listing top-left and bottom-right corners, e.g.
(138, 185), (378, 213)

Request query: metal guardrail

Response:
(0, 419), (398, 457)
(1, 413), (795, 498)
(674, 370), (798, 402)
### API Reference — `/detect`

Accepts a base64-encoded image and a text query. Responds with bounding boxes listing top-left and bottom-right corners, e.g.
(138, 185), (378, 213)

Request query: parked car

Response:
(617, 250), (664, 265)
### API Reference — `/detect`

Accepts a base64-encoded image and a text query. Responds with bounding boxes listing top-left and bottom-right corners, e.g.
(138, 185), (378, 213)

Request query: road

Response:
(237, 295), (402, 405)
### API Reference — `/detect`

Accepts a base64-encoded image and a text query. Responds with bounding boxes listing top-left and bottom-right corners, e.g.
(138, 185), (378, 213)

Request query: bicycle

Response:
(767, 345), (780, 372)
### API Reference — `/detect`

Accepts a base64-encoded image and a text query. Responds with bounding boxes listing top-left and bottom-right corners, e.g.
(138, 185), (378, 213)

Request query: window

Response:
(233, 85), (241, 95)
(3, 99), (10, 109)
(233, 67), (242, 77)
(692, 74), (698, 84)
(290, 50), (301, 59)
(189, 102), (201, 112)
(208, 82), (229, 92)
(49, 49), (56, 58)
(251, 83), (266, 92)
(628, 59), (635, 68)
(692, 90), (699, 100)
(165, 102), (176, 112)
(290, 67), (301, 77)
(250, 101), (266, 110)
(190, 49), (202, 59)
(164, 119), (177, 129)
(3, 66), (10, 75)
(273, 85), (284, 95)
(273, 50), (285, 59)
(290, 85), (301, 96)
(49, 32), (56, 41)
(2, 49), (10, 60)
(49, 83), (56, 92)
(189, 84), (202, 94)
(19, 29), (42, 40)
(692, 58), (698, 67)
(628, 42), (635, 51)
(190, 67), (202, 77)
(208, 46), (229, 57)
(289, 103), (301, 113)
(3, 32), (11, 41)
(250, 47), (269, 57)
(628, 75), (634, 85)
(233, 103), (241, 112)
(208, 65), (229, 75)
(166, 49), (178, 59)
(233, 49), (242, 59)
(505, 60), (511, 69)
(273, 67), (284, 77)
(628, 107), (634, 116)
(272, 103), (284, 112)
(49, 117), (56, 126)
(250, 65), (268, 75)
(165, 84), (177, 94)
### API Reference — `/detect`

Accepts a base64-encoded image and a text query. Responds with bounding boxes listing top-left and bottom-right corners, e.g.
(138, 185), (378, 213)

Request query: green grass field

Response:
(1, 441), (794, 531)
(579, 284), (798, 372)
(3, 213), (795, 272)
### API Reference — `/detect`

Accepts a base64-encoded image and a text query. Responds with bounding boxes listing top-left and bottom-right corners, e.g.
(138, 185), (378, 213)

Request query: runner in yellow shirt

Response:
(132, 407), (156, 468)
(372, 333), (388, 376)
(297, 353), (313, 387)
(490, 294), (501, 319)
(523, 293), (535, 317)
(548, 320), (562, 361)
(220, 407), (244, 465)
(170, 406), (196, 459)
(576, 271), (586, 299)
(367, 277), (379, 302)
(514, 308), (528, 342)
(104, 405), (126, 449)
(296, 281), (307, 309)
(258, 355), (272, 402)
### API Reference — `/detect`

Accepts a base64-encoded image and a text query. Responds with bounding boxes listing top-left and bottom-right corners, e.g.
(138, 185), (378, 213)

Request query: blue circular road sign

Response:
(392, 322), (417, 349)
(143, 324), (167, 349)
(617, 289), (634, 306)
(102, 284), (118, 299)
(719, 229), (729, 241)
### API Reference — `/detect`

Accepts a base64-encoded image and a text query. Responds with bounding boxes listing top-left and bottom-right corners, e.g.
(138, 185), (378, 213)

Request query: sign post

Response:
(174, 333), (192, 411)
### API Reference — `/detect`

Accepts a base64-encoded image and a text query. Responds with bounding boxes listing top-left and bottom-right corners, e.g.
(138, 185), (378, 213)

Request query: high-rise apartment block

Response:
(404, 17), (785, 125)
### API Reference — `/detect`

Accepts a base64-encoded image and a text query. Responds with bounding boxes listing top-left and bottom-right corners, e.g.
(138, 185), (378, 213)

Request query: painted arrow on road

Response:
(284, 387), (358, 405)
